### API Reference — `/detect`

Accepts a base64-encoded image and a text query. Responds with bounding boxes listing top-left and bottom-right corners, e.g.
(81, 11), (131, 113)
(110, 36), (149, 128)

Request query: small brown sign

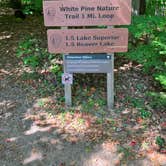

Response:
(43, 0), (131, 26)
(47, 28), (128, 53)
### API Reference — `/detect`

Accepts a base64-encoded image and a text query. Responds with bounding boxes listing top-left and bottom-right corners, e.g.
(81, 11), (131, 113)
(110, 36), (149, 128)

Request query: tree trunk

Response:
(132, 0), (140, 15)
(10, 0), (21, 9)
(139, 0), (146, 15)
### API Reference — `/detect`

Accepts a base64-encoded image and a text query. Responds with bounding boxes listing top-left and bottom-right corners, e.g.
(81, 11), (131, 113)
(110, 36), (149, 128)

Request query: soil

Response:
(0, 9), (166, 166)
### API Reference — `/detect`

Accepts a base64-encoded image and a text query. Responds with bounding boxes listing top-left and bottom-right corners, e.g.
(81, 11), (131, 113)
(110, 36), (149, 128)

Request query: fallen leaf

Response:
(160, 149), (166, 154)
(129, 140), (137, 146)
(59, 162), (65, 166)
(85, 119), (91, 128)
(5, 138), (12, 143)
(137, 117), (143, 124)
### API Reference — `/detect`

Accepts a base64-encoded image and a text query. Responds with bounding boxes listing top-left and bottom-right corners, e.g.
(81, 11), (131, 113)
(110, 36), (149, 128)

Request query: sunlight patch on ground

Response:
(146, 151), (166, 166)
(23, 149), (43, 165)
(116, 61), (143, 72)
(0, 34), (12, 40)
(83, 141), (120, 166)
(0, 100), (17, 112)
(16, 66), (34, 77)
(24, 123), (52, 135)
(23, 98), (113, 142)
(0, 8), (13, 16)
(0, 69), (10, 75)
(24, 109), (99, 141)
(5, 137), (20, 143)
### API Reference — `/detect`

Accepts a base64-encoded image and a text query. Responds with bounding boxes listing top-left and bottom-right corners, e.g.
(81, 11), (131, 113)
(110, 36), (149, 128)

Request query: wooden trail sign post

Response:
(43, 0), (131, 109)
(43, 0), (131, 26)
(47, 28), (128, 53)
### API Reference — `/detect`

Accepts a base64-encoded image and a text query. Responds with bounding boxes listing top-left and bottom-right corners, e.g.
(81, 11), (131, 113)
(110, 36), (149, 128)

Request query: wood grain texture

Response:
(47, 28), (128, 53)
(43, 0), (131, 26)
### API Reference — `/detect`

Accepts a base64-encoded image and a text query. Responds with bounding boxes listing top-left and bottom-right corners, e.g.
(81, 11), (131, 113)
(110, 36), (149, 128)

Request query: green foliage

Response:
(17, 36), (46, 69)
(155, 74), (166, 88)
(117, 146), (134, 161)
(139, 109), (151, 119)
(124, 15), (166, 89)
(51, 64), (62, 82)
(4, 0), (42, 14)
(23, 55), (39, 68)
(22, 0), (42, 14)
(146, 0), (166, 16)
(127, 98), (151, 119)
(148, 92), (166, 109)
(16, 35), (62, 81)
(82, 98), (95, 113)
(16, 35), (64, 97)
(156, 136), (166, 148)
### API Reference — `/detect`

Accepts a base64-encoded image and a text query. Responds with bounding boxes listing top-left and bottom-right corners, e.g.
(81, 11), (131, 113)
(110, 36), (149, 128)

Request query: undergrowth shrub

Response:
(124, 16), (166, 90)
(5, 0), (42, 15)
(16, 35), (62, 79)
(120, 15), (166, 109)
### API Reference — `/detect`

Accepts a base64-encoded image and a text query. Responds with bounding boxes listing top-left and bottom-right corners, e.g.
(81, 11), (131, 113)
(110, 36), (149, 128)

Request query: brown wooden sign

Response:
(47, 28), (128, 53)
(43, 0), (131, 26)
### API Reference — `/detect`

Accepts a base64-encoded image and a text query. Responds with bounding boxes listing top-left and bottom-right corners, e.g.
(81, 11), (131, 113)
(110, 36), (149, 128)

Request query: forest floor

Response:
(0, 9), (166, 166)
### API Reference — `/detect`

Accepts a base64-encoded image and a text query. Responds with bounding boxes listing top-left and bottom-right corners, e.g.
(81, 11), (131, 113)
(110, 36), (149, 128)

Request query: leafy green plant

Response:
(16, 35), (63, 97)
(146, 0), (166, 16)
(51, 64), (62, 83)
(59, 112), (67, 124)
(117, 146), (134, 161)
(77, 118), (85, 125)
(97, 99), (106, 107)
(139, 109), (151, 119)
(23, 55), (39, 68)
(37, 79), (55, 97)
(126, 16), (166, 89)
(21, 71), (40, 80)
(6, 0), (42, 15)
(17, 37), (41, 69)
(130, 98), (144, 108)
(120, 15), (166, 109)
(17, 36), (54, 71)
(95, 118), (103, 124)
(155, 72), (166, 89)
(148, 92), (166, 109)
(124, 97), (151, 119)
(156, 136), (166, 149)
(37, 100), (45, 107)
(85, 145), (92, 153)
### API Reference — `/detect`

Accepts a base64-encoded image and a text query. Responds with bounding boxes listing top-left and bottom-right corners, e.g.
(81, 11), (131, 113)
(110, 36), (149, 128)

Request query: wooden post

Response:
(107, 26), (114, 110)
(107, 54), (114, 110)
(132, 0), (140, 15)
(62, 27), (72, 107)
(64, 78), (72, 106)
